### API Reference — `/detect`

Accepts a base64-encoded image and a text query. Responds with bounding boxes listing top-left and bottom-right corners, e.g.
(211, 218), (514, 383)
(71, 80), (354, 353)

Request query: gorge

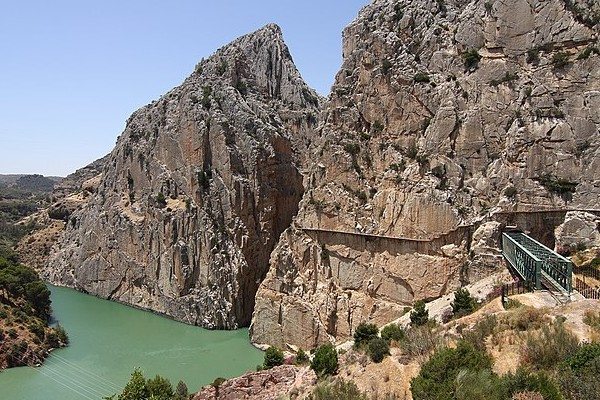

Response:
(20, 0), (600, 354)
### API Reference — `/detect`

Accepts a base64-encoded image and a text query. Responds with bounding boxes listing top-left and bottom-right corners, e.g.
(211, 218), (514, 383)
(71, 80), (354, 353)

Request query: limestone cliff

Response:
(250, 0), (600, 349)
(44, 24), (320, 328)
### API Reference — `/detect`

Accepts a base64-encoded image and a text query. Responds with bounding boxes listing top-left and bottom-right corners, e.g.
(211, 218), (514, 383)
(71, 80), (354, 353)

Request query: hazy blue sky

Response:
(0, 1), (369, 177)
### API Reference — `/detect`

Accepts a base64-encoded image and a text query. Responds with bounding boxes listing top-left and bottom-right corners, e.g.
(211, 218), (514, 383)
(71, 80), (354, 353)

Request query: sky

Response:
(0, 0), (370, 177)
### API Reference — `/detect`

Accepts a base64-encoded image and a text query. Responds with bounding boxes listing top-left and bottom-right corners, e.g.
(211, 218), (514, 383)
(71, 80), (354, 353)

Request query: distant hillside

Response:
(0, 174), (61, 187)
(0, 174), (61, 246)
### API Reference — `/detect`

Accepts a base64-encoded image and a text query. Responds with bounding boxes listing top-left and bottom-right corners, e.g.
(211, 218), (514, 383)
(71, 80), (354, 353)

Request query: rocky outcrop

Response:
(44, 24), (320, 328)
(192, 365), (316, 400)
(555, 210), (600, 249)
(250, 0), (600, 348)
(52, 155), (108, 200)
(16, 157), (107, 270)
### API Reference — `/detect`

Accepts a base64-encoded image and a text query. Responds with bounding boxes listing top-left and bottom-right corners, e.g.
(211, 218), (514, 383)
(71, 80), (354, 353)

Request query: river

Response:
(0, 285), (263, 399)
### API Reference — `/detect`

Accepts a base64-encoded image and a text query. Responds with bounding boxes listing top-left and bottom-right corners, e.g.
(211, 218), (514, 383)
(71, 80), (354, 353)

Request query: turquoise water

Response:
(0, 285), (263, 400)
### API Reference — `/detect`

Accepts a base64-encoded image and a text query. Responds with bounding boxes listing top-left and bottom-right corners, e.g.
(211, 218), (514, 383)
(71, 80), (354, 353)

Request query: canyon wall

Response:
(250, 0), (600, 349)
(44, 24), (319, 328)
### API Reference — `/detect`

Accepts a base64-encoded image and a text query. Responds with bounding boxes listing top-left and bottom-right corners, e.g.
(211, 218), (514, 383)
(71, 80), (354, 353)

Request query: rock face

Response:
(555, 210), (600, 249)
(192, 365), (316, 400)
(45, 24), (320, 328)
(250, 0), (600, 348)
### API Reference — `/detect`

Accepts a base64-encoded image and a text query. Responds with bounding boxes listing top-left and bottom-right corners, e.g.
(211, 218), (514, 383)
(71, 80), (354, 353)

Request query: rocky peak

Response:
(44, 24), (320, 329)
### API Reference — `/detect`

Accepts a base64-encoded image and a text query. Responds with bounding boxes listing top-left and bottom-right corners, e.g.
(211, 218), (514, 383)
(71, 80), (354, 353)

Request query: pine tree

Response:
(410, 300), (429, 326)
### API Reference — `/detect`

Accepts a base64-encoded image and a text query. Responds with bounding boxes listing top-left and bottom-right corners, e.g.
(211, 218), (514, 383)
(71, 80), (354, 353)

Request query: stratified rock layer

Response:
(45, 24), (320, 328)
(250, 0), (600, 348)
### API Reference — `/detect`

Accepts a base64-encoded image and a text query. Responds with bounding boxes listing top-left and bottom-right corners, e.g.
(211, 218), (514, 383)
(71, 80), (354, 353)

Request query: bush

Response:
(401, 323), (443, 359)
(263, 346), (284, 369)
(563, 342), (600, 373)
(521, 320), (579, 370)
(410, 300), (429, 326)
(118, 369), (149, 400)
(109, 369), (186, 400)
(462, 49), (482, 69)
(155, 192), (167, 208)
(557, 342), (600, 399)
(410, 341), (493, 400)
(344, 142), (360, 155)
(381, 324), (405, 344)
(537, 174), (577, 194)
(552, 52), (570, 68)
(451, 288), (477, 318)
(462, 315), (498, 352)
(454, 369), (505, 400)
(353, 322), (378, 348)
(296, 348), (309, 365)
(527, 49), (540, 64)
(368, 337), (390, 363)
(381, 59), (393, 75)
(311, 344), (338, 377)
(309, 379), (367, 400)
(414, 72), (430, 83)
(504, 186), (517, 198)
(502, 368), (562, 400)
(146, 375), (174, 399)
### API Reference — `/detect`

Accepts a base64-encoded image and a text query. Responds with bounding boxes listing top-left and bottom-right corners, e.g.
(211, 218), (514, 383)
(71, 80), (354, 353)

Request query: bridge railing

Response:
(502, 231), (573, 294)
(512, 233), (573, 294)
(502, 233), (542, 290)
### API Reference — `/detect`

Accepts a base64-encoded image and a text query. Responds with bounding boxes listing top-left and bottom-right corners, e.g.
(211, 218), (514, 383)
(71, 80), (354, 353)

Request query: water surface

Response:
(0, 285), (263, 399)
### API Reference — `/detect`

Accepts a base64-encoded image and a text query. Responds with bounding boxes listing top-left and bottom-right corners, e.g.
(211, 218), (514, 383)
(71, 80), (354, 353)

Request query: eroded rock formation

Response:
(44, 24), (320, 328)
(250, 0), (600, 348)
(42, 0), (600, 347)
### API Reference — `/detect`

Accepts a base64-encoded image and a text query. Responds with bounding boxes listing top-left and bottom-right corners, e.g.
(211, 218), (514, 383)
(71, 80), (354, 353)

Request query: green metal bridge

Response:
(501, 231), (573, 294)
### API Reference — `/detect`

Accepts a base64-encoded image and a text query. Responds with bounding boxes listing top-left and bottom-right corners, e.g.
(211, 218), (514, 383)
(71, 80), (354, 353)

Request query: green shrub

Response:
(406, 142), (419, 159)
(311, 344), (338, 377)
(118, 369), (149, 400)
(263, 346), (284, 369)
(201, 87), (211, 109)
(563, 342), (600, 373)
(552, 52), (570, 68)
(371, 120), (384, 133)
(309, 378), (367, 400)
(502, 367), (562, 400)
(296, 348), (309, 365)
(344, 142), (360, 155)
(526, 49), (540, 64)
(462, 314), (498, 352)
(462, 49), (482, 69)
(451, 288), (477, 318)
(504, 186), (517, 198)
(381, 324), (405, 344)
(410, 341), (493, 400)
(368, 337), (390, 363)
(175, 381), (188, 400)
(146, 375), (174, 399)
(353, 322), (378, 348)
(414, 72), (430, 83)
(521, 319), (579, 370)
(537, 174), (577, 195)
(557, 342), (600, 399)
(155, 192), (167, 208)
(381, 59), (393, 75)
(410, 300), (429, 326)
(454, 369), (505, 400)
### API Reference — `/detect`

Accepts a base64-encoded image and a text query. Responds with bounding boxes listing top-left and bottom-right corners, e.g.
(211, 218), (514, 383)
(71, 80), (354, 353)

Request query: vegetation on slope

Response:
(0, 246), (68, 369)
(103, 368), (189, 400)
